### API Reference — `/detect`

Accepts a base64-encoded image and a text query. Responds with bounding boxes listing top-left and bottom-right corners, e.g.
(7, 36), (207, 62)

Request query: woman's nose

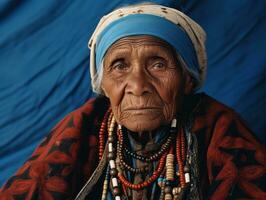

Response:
(125, 67), (152, 96)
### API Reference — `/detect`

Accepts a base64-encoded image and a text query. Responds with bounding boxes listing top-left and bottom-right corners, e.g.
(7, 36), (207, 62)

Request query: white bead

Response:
(171, 119), (177, 128)
(108, 143), (113, 152)
(185, 173), (190, 183)
(118, 124), (122, 130)
(112, 177), (118, 187)
(115, 196), (121, 200)
(109, 160), (116, 169)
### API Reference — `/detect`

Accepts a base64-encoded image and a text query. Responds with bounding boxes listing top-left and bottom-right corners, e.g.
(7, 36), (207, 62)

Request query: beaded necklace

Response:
(98, 109), (191, 200)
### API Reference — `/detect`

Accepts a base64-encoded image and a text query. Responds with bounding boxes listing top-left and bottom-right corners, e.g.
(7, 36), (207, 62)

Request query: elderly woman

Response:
(1, 3), (265, 200)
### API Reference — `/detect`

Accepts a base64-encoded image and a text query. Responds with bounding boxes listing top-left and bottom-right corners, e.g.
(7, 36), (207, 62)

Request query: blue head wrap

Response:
(95, 14), (198, 79)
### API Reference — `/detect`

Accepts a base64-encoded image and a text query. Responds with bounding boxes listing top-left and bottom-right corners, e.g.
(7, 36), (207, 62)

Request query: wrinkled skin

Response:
(101, 35), (192, 133)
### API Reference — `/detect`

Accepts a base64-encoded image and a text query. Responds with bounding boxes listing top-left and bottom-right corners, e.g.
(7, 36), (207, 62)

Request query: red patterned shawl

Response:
(0, 93), (265, 200)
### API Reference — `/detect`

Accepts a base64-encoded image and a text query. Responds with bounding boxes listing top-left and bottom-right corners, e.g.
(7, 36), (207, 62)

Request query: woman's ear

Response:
(184, 73), (194, 95)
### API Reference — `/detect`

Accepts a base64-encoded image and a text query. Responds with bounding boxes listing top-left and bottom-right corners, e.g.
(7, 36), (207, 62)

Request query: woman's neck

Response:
(124, 126), (170, 152)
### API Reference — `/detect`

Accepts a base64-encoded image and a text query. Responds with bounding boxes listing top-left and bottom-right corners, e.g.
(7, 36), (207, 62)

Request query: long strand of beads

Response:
(117, 128), (151, 173)
(164, 182), (172, 200)
(158, 173), (165, 200)
(122, 133), (175, 162)
(107, 116), (121, 200)
(164, 146), (174, 200)
(164, 119), (177, 200)
(99, 108), (111, 161)
(116, 119), (178, 192)
(117, 123), (173, 173)
(105, 117), (187, 198)
(180, 127), (190, 185)
(159, 180), (166, 200)
(116, 155), (129, 198)
(166, 119), (176, 182)
(117, 140), (149, 173)
(180, 126), (186, 162)
(101, 165), (110, 200)
(176, 125), (186, 188)
(118, 151), (167, 190)
(123, 139), (173, 162)
(165, 152), (174, 181)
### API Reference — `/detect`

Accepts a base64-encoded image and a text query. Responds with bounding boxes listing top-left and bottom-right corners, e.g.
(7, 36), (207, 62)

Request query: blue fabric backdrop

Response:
(0, 0), (265, 186)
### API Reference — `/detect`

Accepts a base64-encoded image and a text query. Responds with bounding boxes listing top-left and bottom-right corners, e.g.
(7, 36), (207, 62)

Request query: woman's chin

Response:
(121, 118), (164, 133)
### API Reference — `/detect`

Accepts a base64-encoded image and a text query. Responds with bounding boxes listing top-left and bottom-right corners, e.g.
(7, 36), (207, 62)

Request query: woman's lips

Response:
(124, 106), (162, 111)
(123, 107), (162, 115)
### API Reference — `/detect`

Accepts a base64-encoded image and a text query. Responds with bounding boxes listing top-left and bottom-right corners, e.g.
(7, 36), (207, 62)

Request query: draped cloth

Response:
(1, 0), (266, 187)
(0, 94), (265, 199)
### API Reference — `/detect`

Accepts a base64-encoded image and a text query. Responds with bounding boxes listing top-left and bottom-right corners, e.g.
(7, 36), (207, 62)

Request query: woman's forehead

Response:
(105, 35), (175, 55)
(111, 35), (172, 47)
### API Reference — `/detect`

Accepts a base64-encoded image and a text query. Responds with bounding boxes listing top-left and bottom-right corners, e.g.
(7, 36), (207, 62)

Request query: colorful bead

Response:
(158, 177), (165, 188)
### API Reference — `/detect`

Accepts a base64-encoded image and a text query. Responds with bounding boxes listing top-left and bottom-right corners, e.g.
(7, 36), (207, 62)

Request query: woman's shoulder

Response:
(192, 92), (236, 117)
(0, 96), (110, 199)
(190, 92), (244, 126)
(189, 92), (261, 144)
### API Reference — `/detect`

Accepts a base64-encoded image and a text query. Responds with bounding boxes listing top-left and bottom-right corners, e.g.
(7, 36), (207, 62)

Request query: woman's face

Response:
(101, 35), (189, 132)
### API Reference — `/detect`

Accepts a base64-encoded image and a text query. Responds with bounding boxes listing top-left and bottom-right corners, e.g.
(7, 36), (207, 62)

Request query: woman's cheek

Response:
(103, 76), (125, 104)
(160, 77), (184, 120)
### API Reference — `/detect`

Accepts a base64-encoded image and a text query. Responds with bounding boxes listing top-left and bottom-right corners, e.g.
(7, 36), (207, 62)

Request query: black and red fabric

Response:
(0, 93), (265, 200)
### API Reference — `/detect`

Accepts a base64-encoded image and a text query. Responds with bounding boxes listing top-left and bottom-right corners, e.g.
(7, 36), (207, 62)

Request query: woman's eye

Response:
(151, 62), (166, 70)
(112, 62), (127, 71)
